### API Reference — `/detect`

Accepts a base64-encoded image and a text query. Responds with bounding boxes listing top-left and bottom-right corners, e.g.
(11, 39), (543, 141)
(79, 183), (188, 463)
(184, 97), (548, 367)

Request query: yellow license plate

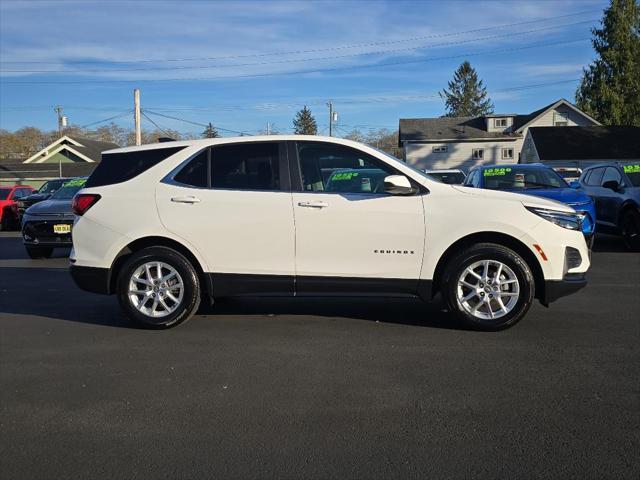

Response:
(53, 224), (71, 234)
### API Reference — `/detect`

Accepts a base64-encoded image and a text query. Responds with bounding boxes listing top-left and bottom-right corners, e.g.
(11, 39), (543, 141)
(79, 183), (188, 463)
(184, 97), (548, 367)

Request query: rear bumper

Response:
(542, 273), (587, 305)
(69, 264), (111, 295)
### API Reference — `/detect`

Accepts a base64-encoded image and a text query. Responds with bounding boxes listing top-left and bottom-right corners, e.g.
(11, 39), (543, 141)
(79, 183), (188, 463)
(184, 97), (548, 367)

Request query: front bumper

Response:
(22, 219), (74, 247)
(542, 273), (587, 305)
(69, 264), (111, 295)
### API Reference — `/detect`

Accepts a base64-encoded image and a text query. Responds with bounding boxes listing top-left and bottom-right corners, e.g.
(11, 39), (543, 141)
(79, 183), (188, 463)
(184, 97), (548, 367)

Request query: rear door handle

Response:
(171, 195), (200, 204)
(298, 201), (328, 209)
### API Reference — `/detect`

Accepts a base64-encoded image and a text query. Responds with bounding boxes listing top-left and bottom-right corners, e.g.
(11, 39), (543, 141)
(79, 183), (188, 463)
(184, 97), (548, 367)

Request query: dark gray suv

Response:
(578, 162), (640, 250)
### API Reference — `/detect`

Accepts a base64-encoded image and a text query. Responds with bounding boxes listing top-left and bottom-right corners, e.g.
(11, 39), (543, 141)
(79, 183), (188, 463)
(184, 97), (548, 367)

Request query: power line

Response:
(1, 20), (595, 74)
(0, 10), (599, 66)
(0, 38), (590, 85)
(141, 111), (174, 137)
(78, 110), (132, 129)
(143, 110), (253, 136)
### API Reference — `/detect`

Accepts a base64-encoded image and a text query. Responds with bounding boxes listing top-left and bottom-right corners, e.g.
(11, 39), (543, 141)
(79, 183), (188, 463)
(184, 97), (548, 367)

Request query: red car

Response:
(0, 185), (36, 231)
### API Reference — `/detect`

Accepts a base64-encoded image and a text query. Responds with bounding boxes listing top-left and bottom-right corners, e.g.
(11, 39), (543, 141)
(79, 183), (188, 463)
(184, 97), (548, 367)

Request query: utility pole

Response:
(327, 100), (338, 137)
(54, 105), (66, 136)
(134, 88), (142, 146)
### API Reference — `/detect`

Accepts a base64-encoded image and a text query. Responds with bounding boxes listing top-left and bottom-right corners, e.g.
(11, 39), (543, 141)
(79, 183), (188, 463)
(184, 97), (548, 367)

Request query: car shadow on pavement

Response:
(0, 265), (465, 331)
(592, 233), (631, 253)
(201, 296), (465, 331)
(0, 267), (133, 328)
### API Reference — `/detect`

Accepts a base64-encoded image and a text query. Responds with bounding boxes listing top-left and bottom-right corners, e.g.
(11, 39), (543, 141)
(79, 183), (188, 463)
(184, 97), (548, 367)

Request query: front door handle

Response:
(298, 201), (328, 209)
(171, 195), (200, 204)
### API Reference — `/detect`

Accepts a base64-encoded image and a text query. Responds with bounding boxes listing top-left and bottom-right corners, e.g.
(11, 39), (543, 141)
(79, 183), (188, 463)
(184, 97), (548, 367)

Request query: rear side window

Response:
(85, 146), (186, 188)
(174, 150), (209, 188)
(585, 168), (605, 186)
(211, 142), (280, 191)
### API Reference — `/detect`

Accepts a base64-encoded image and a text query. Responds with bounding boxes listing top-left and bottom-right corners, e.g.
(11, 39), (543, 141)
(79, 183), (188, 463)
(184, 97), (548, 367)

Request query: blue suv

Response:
(464, 163), (596, 240)
(578, 162), (640, 251)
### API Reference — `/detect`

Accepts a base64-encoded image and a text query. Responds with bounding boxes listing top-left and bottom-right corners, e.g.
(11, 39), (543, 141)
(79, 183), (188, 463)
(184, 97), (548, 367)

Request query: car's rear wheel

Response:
(116, 247), (201, 329)
(441, 243), (535, 331)
(25, 246), (53, 259)
(620, 209), (640, 252)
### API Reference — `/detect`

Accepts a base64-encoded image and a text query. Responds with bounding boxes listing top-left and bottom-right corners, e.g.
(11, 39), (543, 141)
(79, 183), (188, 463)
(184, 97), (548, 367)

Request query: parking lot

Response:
(0, 231), (638, 479)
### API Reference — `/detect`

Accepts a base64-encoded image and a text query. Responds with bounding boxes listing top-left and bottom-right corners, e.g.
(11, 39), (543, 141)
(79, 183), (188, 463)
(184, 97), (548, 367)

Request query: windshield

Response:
(427, 171), (466, 184)
(38, 179), (67, 194)
(50, 178), (87, 200)
(483, 167), (568, 190)
(0, 188), (10, 200)
(622, 163), (640, 187)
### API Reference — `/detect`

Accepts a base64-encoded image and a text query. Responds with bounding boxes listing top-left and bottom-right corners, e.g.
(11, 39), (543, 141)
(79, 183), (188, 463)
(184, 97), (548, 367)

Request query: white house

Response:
(399, 99), (601, 171)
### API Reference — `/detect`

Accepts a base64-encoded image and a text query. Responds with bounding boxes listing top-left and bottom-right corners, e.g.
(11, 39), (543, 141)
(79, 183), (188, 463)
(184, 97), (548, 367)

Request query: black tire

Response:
(441, 243), (535, 331)
(116, 246), (201, 329)
(25, 245), (53, 259)
(620, 208), (640, 252)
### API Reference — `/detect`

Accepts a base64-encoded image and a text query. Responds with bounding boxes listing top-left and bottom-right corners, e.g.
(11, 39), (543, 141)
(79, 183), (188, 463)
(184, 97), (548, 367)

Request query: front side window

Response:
(174, 150), (208, 188)
(502, 148), (514, 159)
(0, 189), (10, 200)
(297, 142), (395, 194)
(211, 142), (280, 191)
(472, 149), (484, 160)
(601, 167), (622, 186)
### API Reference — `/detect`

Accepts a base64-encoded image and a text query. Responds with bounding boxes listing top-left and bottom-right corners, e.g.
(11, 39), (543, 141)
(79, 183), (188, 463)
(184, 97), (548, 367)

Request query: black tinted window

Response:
(86, 146), (186, 188)
(174, 150), (208, 188)
(211, 142), (280, 191)
(297, 142), (395, 193)
(601, 167), (622, 186)
(585, 168), (605, 186)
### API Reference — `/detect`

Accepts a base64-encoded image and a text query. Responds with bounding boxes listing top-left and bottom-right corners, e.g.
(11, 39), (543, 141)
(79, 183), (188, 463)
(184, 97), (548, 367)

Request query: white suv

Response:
(70, 136), (590, 330)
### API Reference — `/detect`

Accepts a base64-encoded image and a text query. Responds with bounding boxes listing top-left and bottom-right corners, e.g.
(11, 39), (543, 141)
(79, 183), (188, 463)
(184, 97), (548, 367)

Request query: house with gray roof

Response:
(522, 126), (640, 168)
(399, 99), (600, 171)
(0, 135), (118, 187)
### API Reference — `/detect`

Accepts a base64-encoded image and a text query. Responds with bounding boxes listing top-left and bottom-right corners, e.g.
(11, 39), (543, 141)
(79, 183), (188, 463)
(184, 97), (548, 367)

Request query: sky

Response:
(0, 0), (610, 137)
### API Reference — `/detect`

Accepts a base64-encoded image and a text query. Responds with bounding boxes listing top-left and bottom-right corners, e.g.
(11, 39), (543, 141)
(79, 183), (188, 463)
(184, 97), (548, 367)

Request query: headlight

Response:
(568, 200), (592, 208)
(526, 206), (583, 231)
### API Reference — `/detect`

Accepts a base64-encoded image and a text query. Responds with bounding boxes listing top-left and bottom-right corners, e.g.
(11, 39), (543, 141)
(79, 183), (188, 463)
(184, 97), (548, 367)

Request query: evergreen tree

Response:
(576, 0), (640, 126)
(440, 61), (494, 117)
(202, 122), (220, 138)
(293, 106), (318, 135)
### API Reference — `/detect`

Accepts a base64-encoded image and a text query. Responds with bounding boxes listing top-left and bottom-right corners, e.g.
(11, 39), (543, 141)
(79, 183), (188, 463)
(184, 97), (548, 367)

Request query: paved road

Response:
(1, 232), (638, 479)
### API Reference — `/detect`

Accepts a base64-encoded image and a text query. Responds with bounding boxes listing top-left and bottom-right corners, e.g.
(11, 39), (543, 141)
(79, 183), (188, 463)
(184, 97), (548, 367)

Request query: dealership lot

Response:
(0, 232), (638, 479)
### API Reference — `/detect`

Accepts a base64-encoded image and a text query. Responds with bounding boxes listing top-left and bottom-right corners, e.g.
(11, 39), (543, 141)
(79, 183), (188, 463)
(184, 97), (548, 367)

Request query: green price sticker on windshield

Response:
(623, 165), (640, 174)
(483, 167), (512, 177)
(63, 178), (87, 188)
(332, 172), (359, 181)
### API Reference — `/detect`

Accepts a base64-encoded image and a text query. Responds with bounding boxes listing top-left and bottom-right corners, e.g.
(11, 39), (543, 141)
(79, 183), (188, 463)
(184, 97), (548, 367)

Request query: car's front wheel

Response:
(116, 247), (201, 329)
(441, 243), (535, 331)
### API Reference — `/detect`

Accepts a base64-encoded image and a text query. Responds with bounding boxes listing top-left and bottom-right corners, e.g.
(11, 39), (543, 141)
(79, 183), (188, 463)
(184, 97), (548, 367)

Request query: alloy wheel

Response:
(456, 260), (520, 320)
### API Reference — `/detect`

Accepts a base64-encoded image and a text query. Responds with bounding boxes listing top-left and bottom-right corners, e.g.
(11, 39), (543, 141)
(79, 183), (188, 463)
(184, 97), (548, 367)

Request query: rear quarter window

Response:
(85, 146), (186, 188)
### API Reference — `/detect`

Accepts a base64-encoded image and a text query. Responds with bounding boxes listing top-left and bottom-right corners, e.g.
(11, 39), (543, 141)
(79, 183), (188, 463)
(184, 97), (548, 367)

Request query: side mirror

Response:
(569, 181), (580, 189)
(384, 175), (414, 195)
(602, 180), (621, 192)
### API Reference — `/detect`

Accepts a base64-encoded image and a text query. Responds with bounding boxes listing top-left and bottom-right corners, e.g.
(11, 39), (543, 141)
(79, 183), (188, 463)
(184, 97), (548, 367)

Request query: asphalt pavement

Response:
(1, 231), (638, 479)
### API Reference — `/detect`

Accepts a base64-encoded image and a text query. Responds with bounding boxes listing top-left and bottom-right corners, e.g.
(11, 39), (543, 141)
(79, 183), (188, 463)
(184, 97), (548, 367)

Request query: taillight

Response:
(72, 194), (101, 216)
